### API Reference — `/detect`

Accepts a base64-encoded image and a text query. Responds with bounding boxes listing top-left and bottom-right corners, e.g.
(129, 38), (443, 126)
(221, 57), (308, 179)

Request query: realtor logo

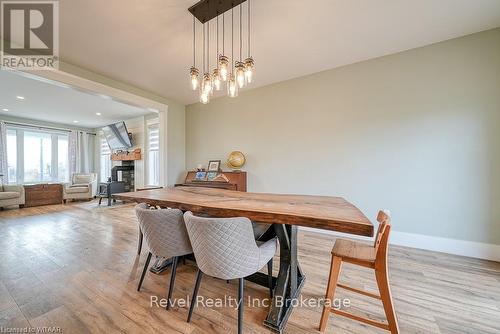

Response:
(1, 0), (59, 70)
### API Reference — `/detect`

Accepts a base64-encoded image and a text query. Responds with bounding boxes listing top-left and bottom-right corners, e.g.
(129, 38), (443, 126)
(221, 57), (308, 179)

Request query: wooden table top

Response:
(113, 186), (373, 237)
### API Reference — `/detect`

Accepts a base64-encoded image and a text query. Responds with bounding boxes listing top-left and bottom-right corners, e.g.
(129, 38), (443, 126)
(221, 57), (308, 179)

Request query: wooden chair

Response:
(319, 210), (400, 333)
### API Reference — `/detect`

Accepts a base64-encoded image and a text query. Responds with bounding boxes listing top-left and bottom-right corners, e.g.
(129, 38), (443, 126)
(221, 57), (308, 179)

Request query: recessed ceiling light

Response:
(96, 112), (102, 116)
(73, 120), (79, 123)
(16, 96), (25, 100)
(2, 108), (9, 112)
(98, 94), (111, 100)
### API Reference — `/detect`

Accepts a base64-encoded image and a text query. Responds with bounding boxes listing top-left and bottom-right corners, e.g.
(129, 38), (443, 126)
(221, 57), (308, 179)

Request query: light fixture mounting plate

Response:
(189, 0), (247, 24)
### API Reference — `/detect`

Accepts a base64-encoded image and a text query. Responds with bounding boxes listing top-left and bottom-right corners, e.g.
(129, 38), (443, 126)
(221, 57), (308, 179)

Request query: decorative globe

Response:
(227, 151), (246, 169)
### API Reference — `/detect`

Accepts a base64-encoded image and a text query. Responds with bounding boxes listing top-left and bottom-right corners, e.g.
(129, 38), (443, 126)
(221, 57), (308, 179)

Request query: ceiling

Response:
(0, 70), (154, 128)
(57, 0), (500, 105)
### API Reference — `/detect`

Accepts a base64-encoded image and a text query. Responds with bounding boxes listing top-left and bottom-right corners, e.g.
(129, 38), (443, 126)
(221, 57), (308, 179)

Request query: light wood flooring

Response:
(0, 201), (499, 334)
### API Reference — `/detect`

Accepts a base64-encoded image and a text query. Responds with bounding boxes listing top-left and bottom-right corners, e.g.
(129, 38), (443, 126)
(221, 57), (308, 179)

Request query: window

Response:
(100, 136), (111, 182)
(24, 131), (52, 183)
(147, 123), (160, 186)
(6, 129), (17, 184)
(6, 127), (69, 184)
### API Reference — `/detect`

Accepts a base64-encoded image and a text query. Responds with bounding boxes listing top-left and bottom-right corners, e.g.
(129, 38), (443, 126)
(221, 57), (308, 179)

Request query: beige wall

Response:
(186, 28), (500, 245)
(166, 103), (186, 185)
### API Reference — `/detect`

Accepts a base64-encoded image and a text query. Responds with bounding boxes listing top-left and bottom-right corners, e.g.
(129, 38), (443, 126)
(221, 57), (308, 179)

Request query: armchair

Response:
(63, 173), (97, 202)
(0, 185), (25, 209)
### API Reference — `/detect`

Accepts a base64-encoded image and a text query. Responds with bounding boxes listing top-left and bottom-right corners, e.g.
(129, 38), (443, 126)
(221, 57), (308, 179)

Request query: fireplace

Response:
(111, 160), (135, 192)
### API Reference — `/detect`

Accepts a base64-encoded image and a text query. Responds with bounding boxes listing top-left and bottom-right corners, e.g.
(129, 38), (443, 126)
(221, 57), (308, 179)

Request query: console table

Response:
(24, 184), (63, 207)
(178, 171), (247, 192)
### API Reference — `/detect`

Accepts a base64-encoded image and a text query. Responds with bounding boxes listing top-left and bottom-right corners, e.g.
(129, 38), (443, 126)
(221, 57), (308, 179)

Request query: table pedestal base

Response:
(247, 224), (305, 333)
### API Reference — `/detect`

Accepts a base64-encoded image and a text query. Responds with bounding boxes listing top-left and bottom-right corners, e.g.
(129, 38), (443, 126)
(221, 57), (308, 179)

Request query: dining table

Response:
(113, 186), (373, 333)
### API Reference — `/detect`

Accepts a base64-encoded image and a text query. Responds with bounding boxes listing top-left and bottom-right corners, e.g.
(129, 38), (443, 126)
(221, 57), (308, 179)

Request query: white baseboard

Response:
(299, 227), (500, 262)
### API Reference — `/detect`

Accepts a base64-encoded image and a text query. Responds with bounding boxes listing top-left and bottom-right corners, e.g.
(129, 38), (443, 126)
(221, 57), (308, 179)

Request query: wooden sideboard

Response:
(177, 171), (247, 192)
(24, 184), (63, 207)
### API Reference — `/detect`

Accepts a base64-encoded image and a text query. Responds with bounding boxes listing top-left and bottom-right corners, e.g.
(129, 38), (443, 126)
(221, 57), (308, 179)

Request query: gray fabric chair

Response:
(183, 211), (277, 334)
(134, 203), (192, 309)
(63, 173), (97, 202)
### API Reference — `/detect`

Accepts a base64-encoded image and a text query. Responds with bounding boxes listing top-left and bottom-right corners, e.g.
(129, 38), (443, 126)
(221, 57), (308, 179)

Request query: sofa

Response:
(0, 185), (25, 209)
(63, 173), (98, 202)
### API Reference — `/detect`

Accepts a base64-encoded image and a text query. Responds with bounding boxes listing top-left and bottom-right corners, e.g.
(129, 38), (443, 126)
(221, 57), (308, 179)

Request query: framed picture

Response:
(194, 171), (207, 181)
(207, 160), (221, 172)
(207, 171), (218, 181)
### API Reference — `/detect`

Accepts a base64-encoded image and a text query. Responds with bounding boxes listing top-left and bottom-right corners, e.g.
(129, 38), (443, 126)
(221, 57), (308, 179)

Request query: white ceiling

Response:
(0, 70), (154, 128)
(57, 0), (500, 105)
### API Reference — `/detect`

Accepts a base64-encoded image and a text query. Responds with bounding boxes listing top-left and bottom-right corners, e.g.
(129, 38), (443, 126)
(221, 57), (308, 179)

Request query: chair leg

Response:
(319, 256), (342, 332)
(187, 269), (203, 323)
(267, 258), (273, 298)
(375, 264), (400, 334)
(166, 256), (179, 310)
(137, 229), (143, 255)
(238, 278), (244, 334)
(137, 252), (152, 291)
(98, 197), (102, 205)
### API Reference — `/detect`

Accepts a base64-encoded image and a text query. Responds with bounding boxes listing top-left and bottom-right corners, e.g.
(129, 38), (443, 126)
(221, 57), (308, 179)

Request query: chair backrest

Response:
(373, 210), (392, 257)
(134, 203), (192, 259)
(183, 211), (261, 280)
(72, 173), (96, 185)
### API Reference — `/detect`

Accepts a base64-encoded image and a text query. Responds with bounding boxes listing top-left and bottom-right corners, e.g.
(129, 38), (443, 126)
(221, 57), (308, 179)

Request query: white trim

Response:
(299, 227), (500, 262)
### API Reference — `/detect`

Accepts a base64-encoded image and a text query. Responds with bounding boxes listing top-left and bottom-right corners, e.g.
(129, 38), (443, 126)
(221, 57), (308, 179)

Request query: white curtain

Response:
(69, 130), (77, 177)
(69, 130), (93, 176)
(0, 122), (7, 185)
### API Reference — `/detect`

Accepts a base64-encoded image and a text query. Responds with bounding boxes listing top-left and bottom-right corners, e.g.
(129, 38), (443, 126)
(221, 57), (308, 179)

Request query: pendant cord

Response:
(231, 7), (234, 72)
(207, 19), (210, 71)
(193, 16), (196, 67)
(222, 13), (225, 55)
(216, 15), (219, 69)
(239, 4), (242, 61)
(248, 0), (251, 57)
(202, 23), (205, 73)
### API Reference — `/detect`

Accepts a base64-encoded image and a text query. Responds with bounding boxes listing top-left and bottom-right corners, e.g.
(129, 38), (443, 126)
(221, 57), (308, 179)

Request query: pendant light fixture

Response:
(205, 20), (213, 95)
(200, 23), (210, 104)
(188, 0), (255, 103)
(244, 0), (254, 83)
(212, 15), (222, 90)
(190, 16), (199, 90)
(218, 13), (229, 81)
(227, 6), (238, 97)
(235, 3), (246, 88)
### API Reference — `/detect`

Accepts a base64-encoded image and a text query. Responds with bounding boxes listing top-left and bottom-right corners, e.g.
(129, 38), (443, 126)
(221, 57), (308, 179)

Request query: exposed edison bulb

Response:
(212, 68), (221, 91)
(189, 67), (199, 90)
(227, 73), (238, 97)
(235, 61), (246, 88)
(218, 55), (229, 81)
(244, 57), (254, 84)
(200, 92), (209, 104)
(202, 73), (212, 95)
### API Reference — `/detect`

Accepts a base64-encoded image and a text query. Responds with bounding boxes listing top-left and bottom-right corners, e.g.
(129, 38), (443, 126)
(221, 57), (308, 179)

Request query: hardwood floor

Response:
(0, 201), (499, 333)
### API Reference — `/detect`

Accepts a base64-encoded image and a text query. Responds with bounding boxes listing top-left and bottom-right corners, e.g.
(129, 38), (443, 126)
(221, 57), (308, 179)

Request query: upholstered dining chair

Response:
(319, 210), (400, 333)
(183, 211), (277, 334)
(134, 203), (193, 310)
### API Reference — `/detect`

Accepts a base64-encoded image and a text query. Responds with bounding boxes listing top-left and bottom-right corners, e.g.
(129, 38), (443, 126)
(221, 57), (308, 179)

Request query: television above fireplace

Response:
(103, 121), (133, 150)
